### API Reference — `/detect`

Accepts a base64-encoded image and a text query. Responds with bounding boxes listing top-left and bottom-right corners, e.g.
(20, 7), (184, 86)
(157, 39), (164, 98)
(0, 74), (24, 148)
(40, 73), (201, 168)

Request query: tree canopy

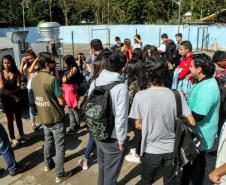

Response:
(0, 0), (225, 27)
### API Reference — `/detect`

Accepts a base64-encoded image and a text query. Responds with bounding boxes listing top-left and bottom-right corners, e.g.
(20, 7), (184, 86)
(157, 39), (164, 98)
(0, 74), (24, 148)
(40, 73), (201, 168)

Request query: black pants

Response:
(129, 118), (141, 155)
(141, 152), (175, 185)
(181, 151), (216, 185)
(4, 105), (24, 140)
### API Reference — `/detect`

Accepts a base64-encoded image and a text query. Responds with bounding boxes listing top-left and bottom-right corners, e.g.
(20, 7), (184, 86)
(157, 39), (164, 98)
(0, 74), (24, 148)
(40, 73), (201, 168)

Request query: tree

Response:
(0, 0), (22, 26)
(0, 0), (225, 27)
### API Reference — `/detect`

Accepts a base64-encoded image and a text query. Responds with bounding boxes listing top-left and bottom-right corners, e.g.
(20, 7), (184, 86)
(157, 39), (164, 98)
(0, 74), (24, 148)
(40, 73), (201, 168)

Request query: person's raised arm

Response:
(62, 67), (77, 83)
(20, 56), (30, 76)
(28, 58), (39, 73)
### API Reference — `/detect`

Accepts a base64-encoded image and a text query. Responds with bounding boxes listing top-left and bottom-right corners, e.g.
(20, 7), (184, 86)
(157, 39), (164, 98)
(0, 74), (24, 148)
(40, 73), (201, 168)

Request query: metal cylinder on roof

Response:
(37, 22), (61, 42)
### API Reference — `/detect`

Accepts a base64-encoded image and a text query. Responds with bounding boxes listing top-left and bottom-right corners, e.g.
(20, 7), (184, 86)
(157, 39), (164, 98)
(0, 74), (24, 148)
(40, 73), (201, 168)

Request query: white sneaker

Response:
(55, 171), (72, 183)
(78, 159), (89, 170)
(125, 153), (141, 163)
(129, 148), (136, 154)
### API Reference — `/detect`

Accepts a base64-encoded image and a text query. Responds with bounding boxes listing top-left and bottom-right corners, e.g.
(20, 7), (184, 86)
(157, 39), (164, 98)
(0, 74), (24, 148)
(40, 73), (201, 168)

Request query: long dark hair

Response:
(144, 56), (169, 87)
(1, 55), (20, 75)
(127, 61), (146, 90)
(131, 48), (143, 62)
(63, 54), (78, 70)
(143, 45), (158, 60)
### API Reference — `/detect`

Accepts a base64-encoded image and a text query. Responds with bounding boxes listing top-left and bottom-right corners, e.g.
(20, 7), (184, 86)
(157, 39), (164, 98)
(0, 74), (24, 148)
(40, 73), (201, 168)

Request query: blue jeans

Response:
(43, 122), (65, 177)
(84, 134), (95, 160)
(0, 123), (18, 173)
(67, 107), (80, 130)
(28, 89), (36, 120)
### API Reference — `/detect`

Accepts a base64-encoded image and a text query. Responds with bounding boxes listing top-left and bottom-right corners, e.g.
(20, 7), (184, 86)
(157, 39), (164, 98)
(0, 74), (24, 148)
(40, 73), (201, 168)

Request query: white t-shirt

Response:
(158, 43), (166, 53)
(27, 72), (38, 89)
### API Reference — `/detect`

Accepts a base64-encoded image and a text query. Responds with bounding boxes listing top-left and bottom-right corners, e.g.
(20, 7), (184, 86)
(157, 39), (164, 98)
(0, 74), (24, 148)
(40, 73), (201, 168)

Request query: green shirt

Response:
(189, 77), (220, 151)
(51, 78), (62, 97)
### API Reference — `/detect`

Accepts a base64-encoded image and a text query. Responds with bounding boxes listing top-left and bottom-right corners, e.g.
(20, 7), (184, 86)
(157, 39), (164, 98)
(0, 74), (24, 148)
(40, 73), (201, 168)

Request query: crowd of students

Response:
(0, 33), (226, 185)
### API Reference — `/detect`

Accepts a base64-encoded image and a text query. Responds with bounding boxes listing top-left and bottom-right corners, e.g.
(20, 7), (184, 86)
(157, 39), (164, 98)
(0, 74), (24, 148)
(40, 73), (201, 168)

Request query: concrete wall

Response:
(0, 24), (226, 51)
(0, 48), (14, 64)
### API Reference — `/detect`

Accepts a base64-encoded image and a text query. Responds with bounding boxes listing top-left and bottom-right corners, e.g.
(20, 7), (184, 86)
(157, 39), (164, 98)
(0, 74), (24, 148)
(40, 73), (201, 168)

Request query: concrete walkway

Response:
(0, 113), (163, 185)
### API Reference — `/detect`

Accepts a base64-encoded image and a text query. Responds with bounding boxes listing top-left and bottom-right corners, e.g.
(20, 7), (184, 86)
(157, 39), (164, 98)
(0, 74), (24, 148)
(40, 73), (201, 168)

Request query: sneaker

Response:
(32, 125), (39, 132)
(0, 168), (5, 175)
(125, 153), (141, 163)
(66, 129), (76, 135)
(44, 161), (55, 172)
(8, 165), (26, 176)
(19, 134), (30, 141)
(78, 159), (89, 170)
(55, 171), (72, 183)
(129, 148), (136, 155)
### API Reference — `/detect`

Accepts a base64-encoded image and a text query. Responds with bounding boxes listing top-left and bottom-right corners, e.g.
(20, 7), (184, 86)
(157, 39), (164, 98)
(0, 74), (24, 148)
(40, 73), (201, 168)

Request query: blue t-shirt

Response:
(189, 77), (220, 151)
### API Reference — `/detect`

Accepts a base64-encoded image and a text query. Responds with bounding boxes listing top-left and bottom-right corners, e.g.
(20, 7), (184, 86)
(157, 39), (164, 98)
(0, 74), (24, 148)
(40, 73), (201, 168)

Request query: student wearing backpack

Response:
(129, 56), (195, 185)
(158, 33), (177, 66)
(181, 53), (221, 185)
(86, 51), (128, 185)
(158, 33), (170, 53)
(78, 50), (112, 170)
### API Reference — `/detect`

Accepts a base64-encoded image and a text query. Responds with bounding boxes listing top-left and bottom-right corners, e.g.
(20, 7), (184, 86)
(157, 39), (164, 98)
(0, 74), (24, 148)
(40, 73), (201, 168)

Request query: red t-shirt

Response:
(178, 53), (192, 80)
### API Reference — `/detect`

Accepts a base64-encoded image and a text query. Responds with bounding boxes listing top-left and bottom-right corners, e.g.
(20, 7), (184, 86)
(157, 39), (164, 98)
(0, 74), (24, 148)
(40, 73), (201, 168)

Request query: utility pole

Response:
(200, 0), (203, 19)
(108, 0), (110, 24)
(172, 0), (182, 32)
(178, 0), (181, 25)
(21, 0), (28, 31)
(49, 0), (52, 21)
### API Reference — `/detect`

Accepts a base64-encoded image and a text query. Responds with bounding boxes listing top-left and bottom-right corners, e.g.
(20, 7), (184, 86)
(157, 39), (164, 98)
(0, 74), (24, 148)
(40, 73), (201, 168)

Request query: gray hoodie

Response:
(88, 70), (129, 144)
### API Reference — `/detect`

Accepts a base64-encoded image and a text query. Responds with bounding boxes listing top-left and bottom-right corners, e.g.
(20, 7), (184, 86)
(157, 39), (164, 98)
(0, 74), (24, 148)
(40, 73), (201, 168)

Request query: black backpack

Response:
(84, 81), (121, 141)
(172, 90), (202, 168)
(165, 40), (178, 64)
(216, 77), (226, 135)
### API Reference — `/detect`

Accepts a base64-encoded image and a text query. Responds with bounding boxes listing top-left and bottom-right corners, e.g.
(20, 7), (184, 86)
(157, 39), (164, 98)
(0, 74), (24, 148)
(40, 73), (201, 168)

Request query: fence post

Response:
(159, 27), (161, 47)
(71, 31), (75, 57)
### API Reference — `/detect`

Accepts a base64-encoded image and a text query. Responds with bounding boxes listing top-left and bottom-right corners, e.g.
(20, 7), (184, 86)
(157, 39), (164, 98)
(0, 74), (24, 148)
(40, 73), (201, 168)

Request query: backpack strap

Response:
(172, 89), (182, 117)
(104, 81), (122, 91)
(94, 81), (121, 90)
